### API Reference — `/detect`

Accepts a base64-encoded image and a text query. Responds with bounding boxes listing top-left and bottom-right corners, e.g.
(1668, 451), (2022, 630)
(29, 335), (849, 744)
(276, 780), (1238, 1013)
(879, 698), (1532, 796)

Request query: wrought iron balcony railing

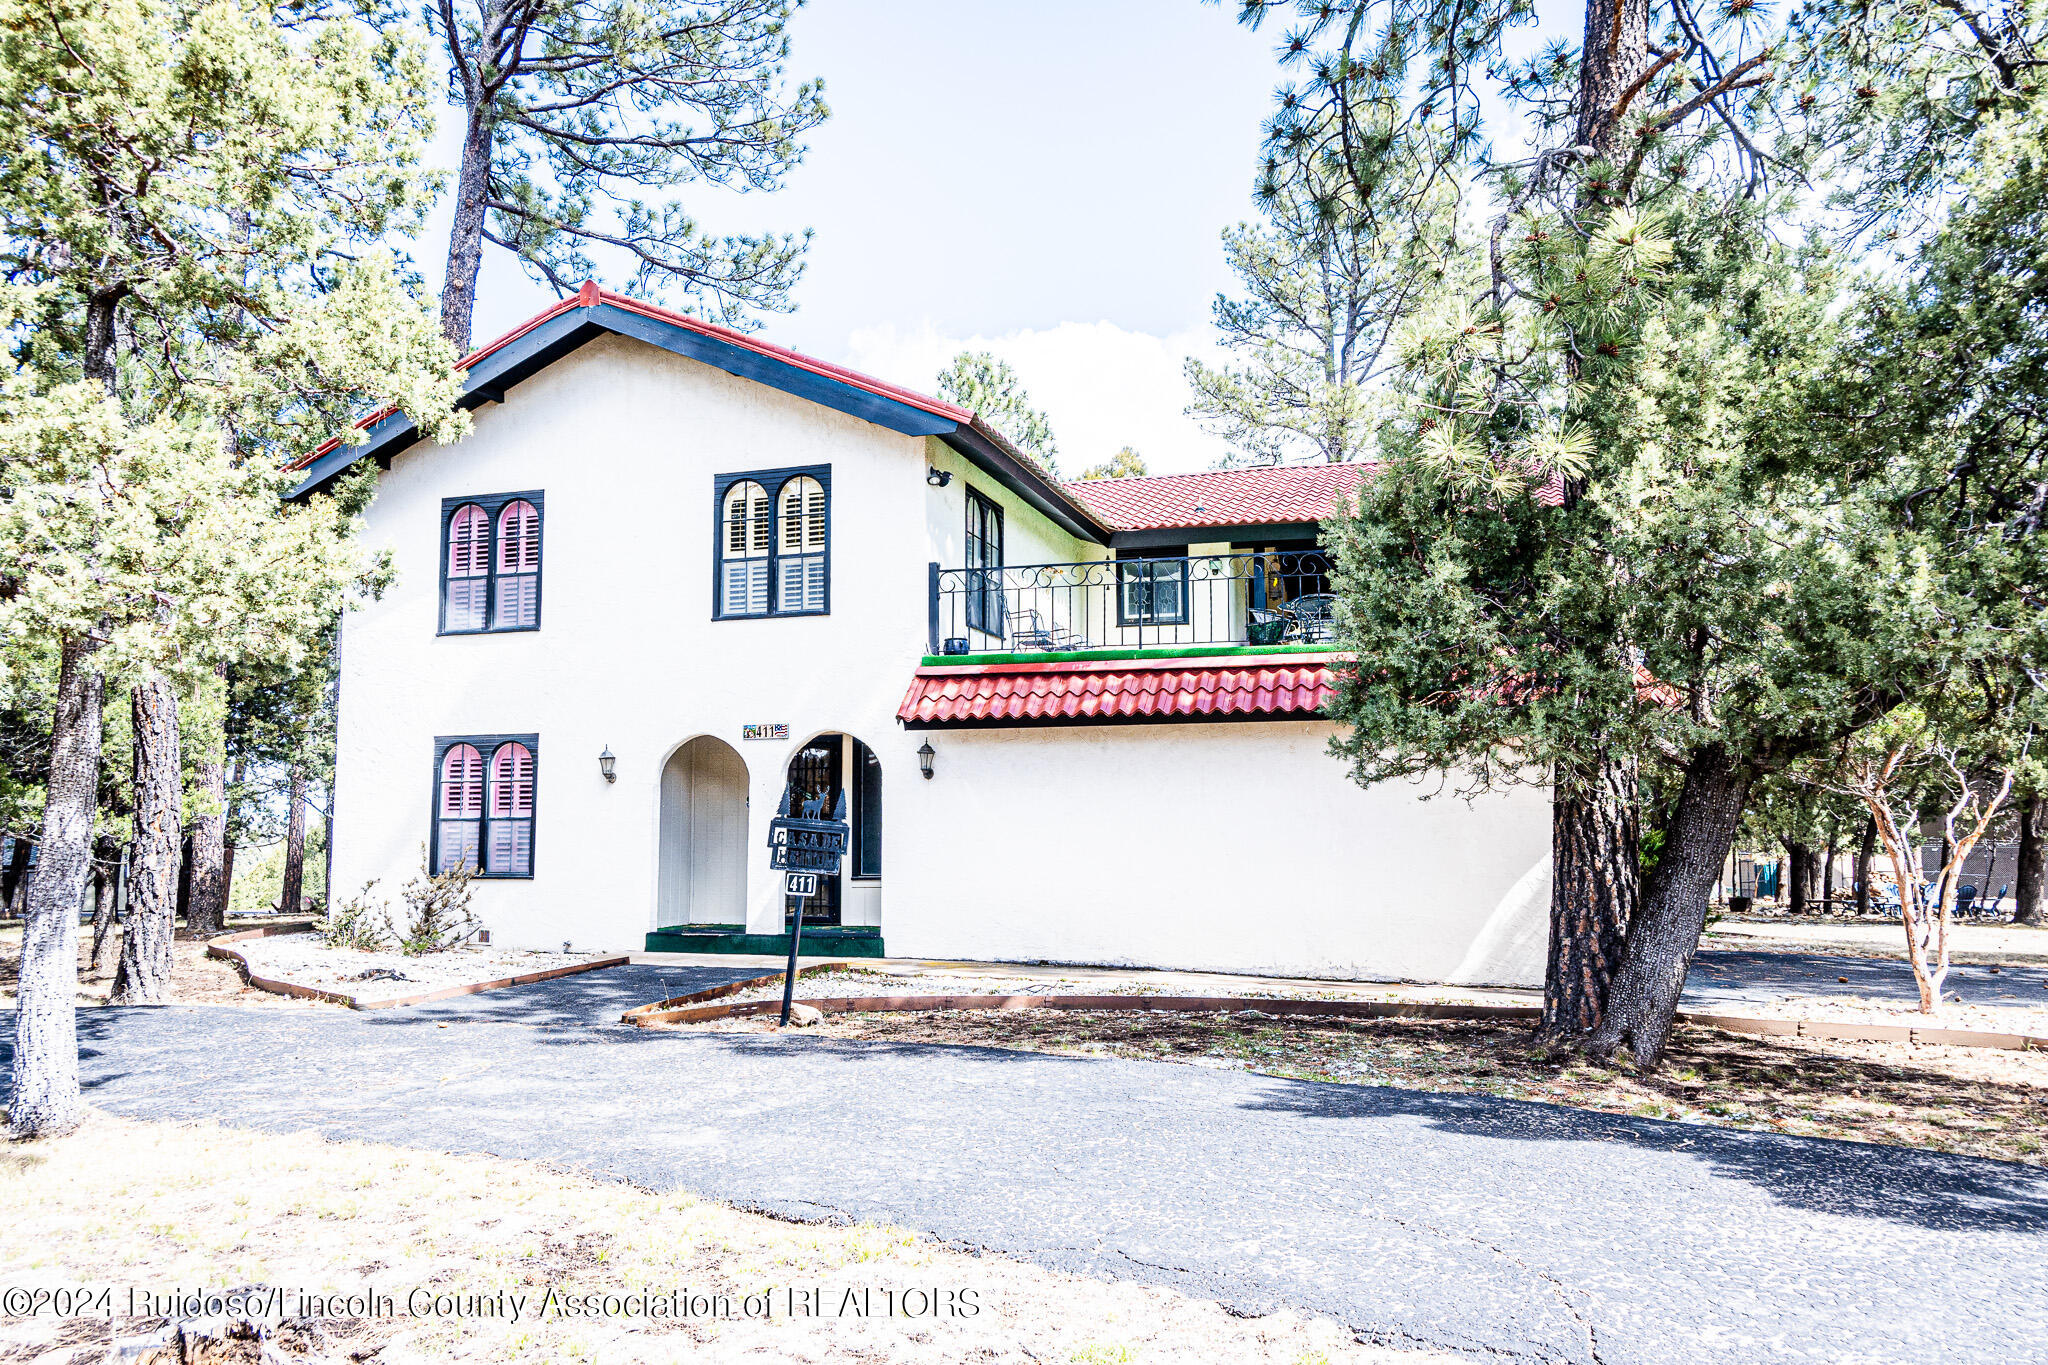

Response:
(926, 551), (1339, 656)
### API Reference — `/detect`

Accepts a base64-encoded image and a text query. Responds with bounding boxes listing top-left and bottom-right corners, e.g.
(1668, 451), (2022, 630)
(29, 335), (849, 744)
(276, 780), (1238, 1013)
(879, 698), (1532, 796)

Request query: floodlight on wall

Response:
(598, 746), (616, 783)
(917, 740), (936, 780)
(926, 466), (953, 487)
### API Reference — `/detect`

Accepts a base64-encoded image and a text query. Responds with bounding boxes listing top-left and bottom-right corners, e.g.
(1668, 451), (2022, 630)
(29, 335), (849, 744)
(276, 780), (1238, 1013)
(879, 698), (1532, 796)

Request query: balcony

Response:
(925, 550), (1339, 659)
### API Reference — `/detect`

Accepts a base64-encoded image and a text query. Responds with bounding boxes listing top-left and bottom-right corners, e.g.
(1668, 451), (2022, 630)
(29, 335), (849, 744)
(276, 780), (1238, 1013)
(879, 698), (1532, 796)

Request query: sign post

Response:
(766, 785), (850, 1027)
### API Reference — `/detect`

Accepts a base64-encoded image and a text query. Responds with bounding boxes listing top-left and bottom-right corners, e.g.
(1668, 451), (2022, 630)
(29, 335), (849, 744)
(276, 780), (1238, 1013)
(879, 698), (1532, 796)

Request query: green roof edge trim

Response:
(918, 643), (1342, 667)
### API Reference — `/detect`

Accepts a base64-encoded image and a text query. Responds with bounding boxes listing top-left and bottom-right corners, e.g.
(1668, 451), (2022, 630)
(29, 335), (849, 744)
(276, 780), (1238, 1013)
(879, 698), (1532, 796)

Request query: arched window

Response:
(432, 734), (540, 879)
(436, 743), (484, 872)
(718, 479), (771, 616)
(777, 475), (827, 613)
(439, 491), (545, 634)
(444, 504), (490, 631)
(713, 467), (830, 619)
(493, 499), (542, 629)
(487, 741), (535, 876)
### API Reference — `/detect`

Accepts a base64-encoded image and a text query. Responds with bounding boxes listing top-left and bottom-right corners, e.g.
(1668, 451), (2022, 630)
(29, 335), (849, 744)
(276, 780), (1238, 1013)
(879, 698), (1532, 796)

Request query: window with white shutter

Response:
(714, 467), (829, 619)
(433, 734), (539, 878)
(439, 491), (545, 634)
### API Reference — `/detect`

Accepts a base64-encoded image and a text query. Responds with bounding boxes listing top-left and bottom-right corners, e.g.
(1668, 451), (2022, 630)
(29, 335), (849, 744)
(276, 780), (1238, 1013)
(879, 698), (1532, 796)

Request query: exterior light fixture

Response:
(598, 746), (616, 783)
(917, 740), (936, 780)
(926, 466), (953, 487)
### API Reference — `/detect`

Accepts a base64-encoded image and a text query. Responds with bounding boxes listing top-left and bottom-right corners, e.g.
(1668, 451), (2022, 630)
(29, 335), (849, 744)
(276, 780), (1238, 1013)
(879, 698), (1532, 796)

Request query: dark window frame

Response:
(711, 464), (832, 620)
(963, 486), (1005, 638)
(431, 733), (540, 880)
(851, 739), (882, 880)
(437, 490), (546, 636)
(1115, 545), (1191, 627)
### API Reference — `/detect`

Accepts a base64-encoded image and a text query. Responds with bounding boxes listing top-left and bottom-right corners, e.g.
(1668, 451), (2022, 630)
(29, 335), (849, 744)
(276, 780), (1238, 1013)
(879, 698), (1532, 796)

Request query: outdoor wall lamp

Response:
(917, 740), (936, 780)
(925, 466), (952, 487)
(598, 746), (616, 783)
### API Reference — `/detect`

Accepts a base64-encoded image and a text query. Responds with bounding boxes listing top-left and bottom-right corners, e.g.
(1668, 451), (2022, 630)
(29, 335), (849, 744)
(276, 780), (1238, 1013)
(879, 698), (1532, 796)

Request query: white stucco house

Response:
(289, 283), (1552, 985)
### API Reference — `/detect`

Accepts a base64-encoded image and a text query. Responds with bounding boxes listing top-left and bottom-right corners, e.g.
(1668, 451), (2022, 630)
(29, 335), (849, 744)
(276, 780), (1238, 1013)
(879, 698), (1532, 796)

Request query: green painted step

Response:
(643, 925), (885, 958)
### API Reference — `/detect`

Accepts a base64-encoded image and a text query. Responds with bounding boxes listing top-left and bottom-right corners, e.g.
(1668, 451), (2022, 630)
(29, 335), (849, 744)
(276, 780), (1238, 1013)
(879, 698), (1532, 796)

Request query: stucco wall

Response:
(885, 721), (1552, 987)
(331, 333), (944, 949)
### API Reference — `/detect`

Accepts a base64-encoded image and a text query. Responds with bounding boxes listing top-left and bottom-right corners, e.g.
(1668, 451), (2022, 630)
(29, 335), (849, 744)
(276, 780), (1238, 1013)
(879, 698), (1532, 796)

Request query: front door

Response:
(785, 734), (843, 925)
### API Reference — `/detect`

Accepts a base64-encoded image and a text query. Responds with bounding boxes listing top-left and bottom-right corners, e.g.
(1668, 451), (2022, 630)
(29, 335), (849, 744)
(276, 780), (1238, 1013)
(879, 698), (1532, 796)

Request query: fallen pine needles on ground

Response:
(698, 1009), (2048, 1167)
(0, 1112), (1445, 1364)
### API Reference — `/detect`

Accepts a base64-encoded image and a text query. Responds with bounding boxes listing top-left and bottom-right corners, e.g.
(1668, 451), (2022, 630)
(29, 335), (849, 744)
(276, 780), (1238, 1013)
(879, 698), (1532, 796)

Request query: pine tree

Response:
(936, 352), (1062, 477)
(429, 0), (828, 348)
(0, 0), (462, 1136)
(1078, 447), (1148, 481)
(1188, 119), (1466, 466)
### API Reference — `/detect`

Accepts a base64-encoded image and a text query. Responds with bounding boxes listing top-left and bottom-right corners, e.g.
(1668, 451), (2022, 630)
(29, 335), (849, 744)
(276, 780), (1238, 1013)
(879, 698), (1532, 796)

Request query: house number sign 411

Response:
(742, 723), (789, 741)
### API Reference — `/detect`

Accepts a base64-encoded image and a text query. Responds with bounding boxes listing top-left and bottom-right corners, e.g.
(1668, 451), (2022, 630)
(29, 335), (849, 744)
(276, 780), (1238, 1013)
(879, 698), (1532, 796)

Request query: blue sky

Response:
(429, 0), (1282, 473)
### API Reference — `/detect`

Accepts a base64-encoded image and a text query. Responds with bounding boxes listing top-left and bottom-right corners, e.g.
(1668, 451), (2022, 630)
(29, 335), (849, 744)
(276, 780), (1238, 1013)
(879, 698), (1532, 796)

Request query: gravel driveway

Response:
(11, 960), (2043, 1365)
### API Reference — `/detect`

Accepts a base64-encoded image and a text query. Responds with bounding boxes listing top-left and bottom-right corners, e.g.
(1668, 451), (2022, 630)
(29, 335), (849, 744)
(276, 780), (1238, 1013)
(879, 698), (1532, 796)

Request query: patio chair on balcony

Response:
(1247, 606), (1294, 647)
(1008, 608), (1086, 652)
(1287, 593), (1339, 643)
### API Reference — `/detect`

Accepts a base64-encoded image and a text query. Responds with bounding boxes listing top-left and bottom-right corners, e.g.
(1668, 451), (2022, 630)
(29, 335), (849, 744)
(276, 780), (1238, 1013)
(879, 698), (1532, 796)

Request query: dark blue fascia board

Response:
(938, 424), (1108, 545)
(288, 304), (957, 500)
(586, 303), (954, 440)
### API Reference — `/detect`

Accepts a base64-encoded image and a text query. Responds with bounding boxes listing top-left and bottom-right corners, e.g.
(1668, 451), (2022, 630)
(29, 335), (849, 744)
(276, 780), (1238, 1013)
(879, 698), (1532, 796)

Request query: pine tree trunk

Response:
(440, 110), (494, 351)
(184, 685), (230, 939)
(1574, 0), (1652, 156)
(1782, 840), (1813, 914)
(2015, 796), (2045, 926)
(9, 633), (104, 1139)
(1822, 838), (1837, 909)
(1854, 815), (1877, 916)
(280, 766), (308, 915)
(1538, 752), (1639, 1042)
(111, 676), (181, 1005)
(1588, 746), (1751, 1067)
(0, 833), (30, 915)
(87, 832), (120, 975)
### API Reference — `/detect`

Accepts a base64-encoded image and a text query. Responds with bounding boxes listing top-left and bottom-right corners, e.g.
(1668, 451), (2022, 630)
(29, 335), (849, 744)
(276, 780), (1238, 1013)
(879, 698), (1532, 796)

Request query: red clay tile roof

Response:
(1061, 463), (1373, 533)
(897, 654), (1344, 728)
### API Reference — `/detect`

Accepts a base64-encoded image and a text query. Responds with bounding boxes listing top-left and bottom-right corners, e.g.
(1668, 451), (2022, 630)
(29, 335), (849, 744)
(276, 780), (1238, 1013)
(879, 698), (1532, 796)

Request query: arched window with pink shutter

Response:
(487, 741), (535, 876)
(433, 734), (539, 879)
(439, 491), (544, 634)
(443, 504), (490, 631)
(435, 742), (485, 872)
(492, 499), (542, 629)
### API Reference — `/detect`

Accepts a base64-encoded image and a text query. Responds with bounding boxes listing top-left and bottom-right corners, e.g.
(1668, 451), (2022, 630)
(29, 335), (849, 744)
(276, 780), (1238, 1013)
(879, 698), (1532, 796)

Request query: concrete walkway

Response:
(12, 961), (2043, 1365)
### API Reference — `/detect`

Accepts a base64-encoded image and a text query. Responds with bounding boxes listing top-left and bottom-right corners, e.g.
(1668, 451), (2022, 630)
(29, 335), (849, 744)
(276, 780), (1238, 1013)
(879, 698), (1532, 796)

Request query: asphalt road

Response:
(9, 961), (2043, 1365)
(1686, 948), (2048, 1008)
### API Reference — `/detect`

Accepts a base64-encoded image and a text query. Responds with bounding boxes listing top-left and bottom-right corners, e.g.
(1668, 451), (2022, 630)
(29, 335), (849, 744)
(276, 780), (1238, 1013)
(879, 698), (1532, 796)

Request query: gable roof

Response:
(287, 282), (1109, 543)
(1062, 463), (1373, 539)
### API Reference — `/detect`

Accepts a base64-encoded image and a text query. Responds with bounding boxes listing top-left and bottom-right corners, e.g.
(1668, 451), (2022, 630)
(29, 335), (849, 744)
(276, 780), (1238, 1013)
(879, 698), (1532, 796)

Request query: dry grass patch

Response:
(0, 1112), (1442, 1364)
(0, 917), (332, 1009)
(703, 1009), (2048, 1167)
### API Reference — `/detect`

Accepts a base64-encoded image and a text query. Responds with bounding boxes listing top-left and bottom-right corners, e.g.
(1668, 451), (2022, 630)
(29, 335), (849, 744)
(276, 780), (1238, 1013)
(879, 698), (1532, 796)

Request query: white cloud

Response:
(843, 320), (1234, 477)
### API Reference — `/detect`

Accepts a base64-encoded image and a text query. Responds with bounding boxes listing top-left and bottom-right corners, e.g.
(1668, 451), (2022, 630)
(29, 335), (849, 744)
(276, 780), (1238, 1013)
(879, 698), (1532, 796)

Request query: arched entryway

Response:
(657, 737), (748, 927)
(783, 733), (882, 929)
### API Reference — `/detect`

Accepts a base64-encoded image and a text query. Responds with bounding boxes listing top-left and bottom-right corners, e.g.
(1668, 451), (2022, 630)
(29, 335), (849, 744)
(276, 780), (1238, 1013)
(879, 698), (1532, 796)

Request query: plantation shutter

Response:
(437, 743), (484, 872)
(444, 505), (490, 630)
(720, 481), (771, 615)
(491, 499), (541, 628)
(487, 741), (535, 876)
(776, 476), (827, 612)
